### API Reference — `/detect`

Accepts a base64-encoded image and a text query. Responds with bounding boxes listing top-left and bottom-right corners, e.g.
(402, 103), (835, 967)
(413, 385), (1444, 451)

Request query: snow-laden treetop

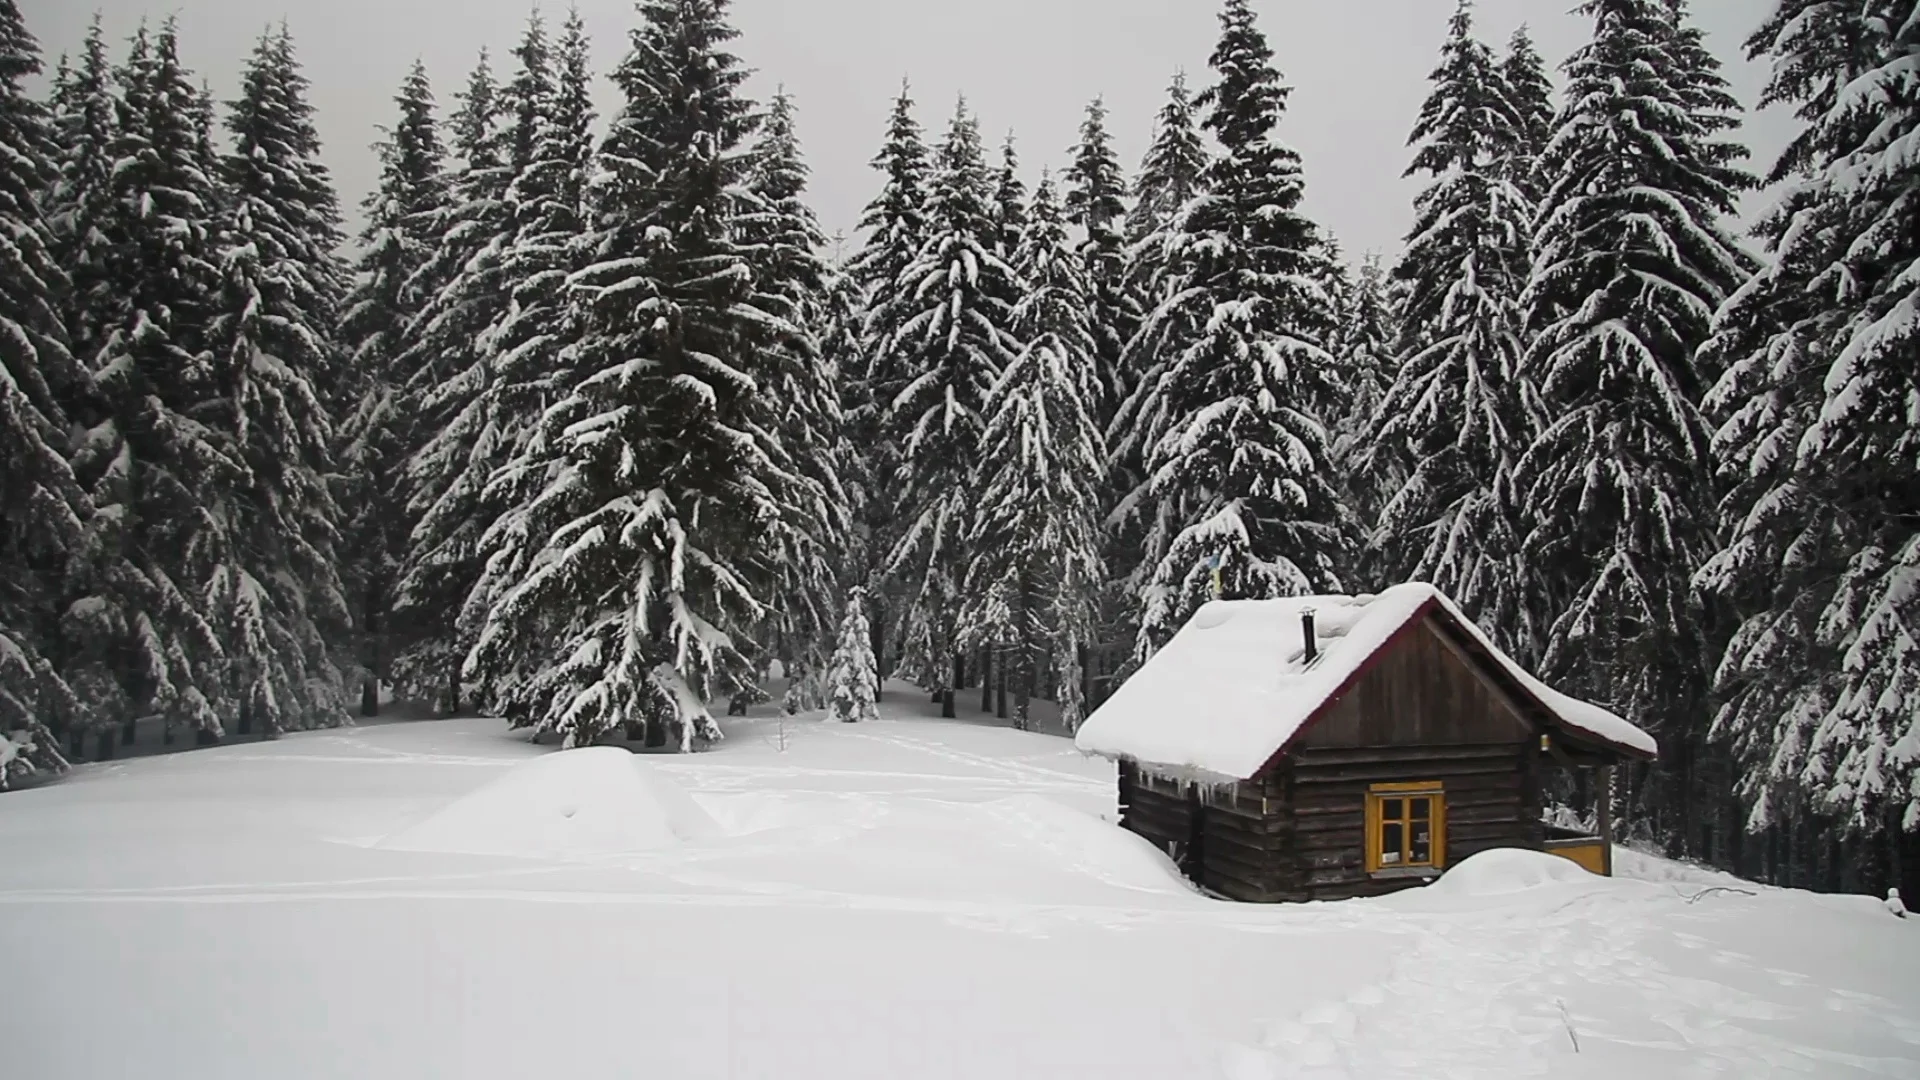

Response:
(1074, 582), (1658, 780)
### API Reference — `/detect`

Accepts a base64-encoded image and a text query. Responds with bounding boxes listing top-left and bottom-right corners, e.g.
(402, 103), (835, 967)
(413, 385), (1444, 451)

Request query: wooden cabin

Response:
(1073, 584), (1658, 902)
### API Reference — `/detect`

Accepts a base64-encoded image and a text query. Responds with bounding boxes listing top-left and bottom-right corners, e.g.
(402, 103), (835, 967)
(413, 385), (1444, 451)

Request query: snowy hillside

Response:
(2, 698), (1914, 1079)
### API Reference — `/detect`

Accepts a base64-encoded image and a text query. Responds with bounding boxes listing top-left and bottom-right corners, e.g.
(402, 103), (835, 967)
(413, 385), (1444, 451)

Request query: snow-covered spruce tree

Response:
(1328, 252), (1398, 543)
(1517, 0), (1754, 844)
(1367, 0), (1537, 656)
(820, 249), (870, 584)
(735, 87), (848, 712)
(0, 0), (81, 780)
(1696, 0), (1920, 882)
(842, 84), (929, 669)
(389, 46), (519, 712)
(1498, 24), (1554, 203)
(65, 18), (231, 756)
(44, 15), (118, 368)
(1124, 71), (1207, 256)
(1109, 70), (1209, 683)
(1064, 94), (1138, 455)
(421, 13), (602, 724)
(465, 0), (775, 751)
(201, 25), (351, 736)
(876, 97), (1020, 715)
(337, 60), (450, 716)
(991, 131), (1027, 260)
(959, 175), (1107, 731)
(826, 586), (879, 724)
(1063, 95), (1142, 701)
(1117, 0), (1346, 657)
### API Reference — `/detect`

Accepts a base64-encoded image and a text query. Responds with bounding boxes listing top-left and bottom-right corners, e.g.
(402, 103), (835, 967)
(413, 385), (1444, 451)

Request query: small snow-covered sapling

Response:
(1888, 889), (1907, 919)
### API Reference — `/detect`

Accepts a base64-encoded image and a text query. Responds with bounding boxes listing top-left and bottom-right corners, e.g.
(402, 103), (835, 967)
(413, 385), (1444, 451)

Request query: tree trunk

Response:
(870, 597), (887, 684)
(942, 651), (960, 718)
(623, 721), (644, 741)
(95, 730), (115, 761)
(996, 648), (1008, 720)
(445, 668), (462, 717)
(980, 647), (993, 713)
(1082, 638), (1098, 714)
(362, 581), (384, 718)
(120, 717), (136, 746)
(1014, 643), (1032, 732)
(644, 718), (667, 748)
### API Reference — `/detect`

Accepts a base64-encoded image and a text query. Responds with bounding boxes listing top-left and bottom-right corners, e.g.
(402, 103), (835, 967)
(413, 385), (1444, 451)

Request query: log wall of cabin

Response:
(1281, 743), (1542, 900)
(1121, 771), (1193, 867)
(1274, 614), (1544, 901)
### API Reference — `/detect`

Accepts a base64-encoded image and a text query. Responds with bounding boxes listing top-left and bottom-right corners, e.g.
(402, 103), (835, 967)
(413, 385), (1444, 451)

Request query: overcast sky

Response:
(22, 0), (1792, 263)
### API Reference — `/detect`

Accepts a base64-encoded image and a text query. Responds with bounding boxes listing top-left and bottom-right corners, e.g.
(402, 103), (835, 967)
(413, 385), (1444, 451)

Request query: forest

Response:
(0, 0), (1915, 899)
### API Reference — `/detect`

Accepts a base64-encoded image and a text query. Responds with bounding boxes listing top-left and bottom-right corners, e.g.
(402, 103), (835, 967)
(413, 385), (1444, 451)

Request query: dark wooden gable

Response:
(1292, 612), (1535, 751)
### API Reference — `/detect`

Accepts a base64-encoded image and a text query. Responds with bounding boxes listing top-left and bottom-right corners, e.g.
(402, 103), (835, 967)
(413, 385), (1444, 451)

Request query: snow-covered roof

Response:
(1075, 583), (1658, 781)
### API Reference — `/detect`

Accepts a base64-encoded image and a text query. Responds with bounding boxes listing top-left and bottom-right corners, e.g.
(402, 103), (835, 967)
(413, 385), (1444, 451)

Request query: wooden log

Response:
(1290, 755), (1527, 784)
(1290, 742), (1533, 767)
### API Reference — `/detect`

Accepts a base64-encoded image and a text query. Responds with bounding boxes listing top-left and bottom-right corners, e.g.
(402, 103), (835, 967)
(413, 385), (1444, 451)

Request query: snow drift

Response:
(378, 746), (720, 859)
(1428, 847), (1594, 897)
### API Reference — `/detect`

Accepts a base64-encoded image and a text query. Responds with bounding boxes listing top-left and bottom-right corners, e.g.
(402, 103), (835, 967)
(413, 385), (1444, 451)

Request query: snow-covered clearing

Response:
(1, 687), (1915, 1080)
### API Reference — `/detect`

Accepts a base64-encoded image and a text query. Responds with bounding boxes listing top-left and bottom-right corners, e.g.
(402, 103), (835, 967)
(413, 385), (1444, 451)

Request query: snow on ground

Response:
(0, 686), (1915, 1080)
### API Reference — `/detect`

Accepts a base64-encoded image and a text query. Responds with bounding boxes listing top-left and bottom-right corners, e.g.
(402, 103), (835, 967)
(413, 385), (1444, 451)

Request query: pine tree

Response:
(1109, 70), (1208, 681)
(390, 46), (518, 710)
(1498, 24), (1554, 202)
(44, 15), (117, 366)
(821, 247), (872, 616)
(1118, 0), (1346, 656)
(1329, 252), (1398, 539)
(959, 175), (1107, 731)
(466, 0), (773, 751)
(737, 87), (847, 707)
(876, 97), (1020, 713)
(991, 131), (1026, 259)
(1697, 0), (1920, 863)
(1063, 95), (1136, 430)
(0, 0), (81, 779)
(338, 60), (450, 715)
(1124, 72), (1207, 253)
(843, 84), (929, 670)
(204, 24), (351, 735)
(1369, 0), (1537, 654)
(68, 18), (232, 755)
(420, 12), (601, 719)
(1517, 0), (1754, 840)
(825, 587), (879, 724)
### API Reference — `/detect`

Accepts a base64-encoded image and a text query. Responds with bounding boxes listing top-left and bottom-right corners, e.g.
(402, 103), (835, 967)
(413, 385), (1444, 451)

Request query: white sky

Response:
(22, 0), (1792, 263)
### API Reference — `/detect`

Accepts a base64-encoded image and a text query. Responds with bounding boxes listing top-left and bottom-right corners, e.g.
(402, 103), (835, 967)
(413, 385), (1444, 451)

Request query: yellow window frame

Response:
(1364, 781), (1447, 873)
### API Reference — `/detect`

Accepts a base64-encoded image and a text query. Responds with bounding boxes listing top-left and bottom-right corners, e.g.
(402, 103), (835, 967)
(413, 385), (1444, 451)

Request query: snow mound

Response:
(1429, 847), (1594, 897)
(981, 795), (1194, 893)
(378, 747), (720, 859)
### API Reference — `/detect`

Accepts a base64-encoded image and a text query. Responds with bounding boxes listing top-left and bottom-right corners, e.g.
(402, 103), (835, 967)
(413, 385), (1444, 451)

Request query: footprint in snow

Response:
(1300, 1001), (1358, 1040)
(1346, 984), (1387, 1007)
(1218, 1044), (1279, 1080)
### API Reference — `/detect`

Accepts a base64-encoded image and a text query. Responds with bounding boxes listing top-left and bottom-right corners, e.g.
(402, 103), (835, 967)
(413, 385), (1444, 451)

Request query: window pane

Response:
(1411, 822), (1431, 864)
(1381, 822), (1403, 864)
(1382, 798), (1403, 821)
(1411, 797), (1430, 820)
